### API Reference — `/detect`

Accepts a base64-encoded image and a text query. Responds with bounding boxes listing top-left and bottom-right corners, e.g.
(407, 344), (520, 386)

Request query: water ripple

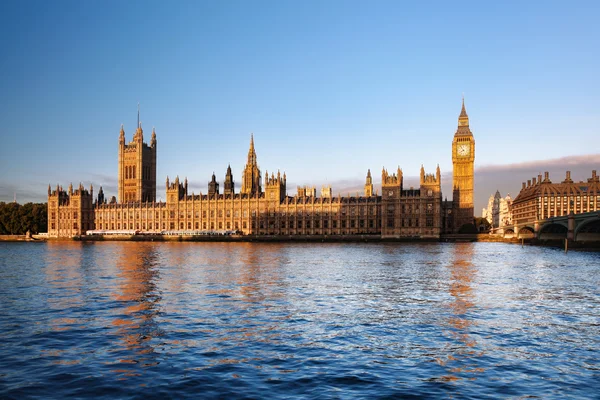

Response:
(1, 242), (599, 398)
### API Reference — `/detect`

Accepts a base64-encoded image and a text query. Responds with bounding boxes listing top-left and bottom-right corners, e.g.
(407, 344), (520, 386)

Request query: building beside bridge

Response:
(498, 170), (600, 242)
(512, 170), (599, 225)
(47, 101), (476, 238)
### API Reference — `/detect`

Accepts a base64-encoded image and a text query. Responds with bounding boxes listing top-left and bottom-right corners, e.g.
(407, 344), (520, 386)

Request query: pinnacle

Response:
(460, 97), (468, 118)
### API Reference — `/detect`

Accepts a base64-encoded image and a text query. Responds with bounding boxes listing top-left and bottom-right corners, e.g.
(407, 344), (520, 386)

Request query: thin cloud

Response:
(476, 154), (599, 173)
(474, 154), (599, 213)
(0, 182), (46, 203)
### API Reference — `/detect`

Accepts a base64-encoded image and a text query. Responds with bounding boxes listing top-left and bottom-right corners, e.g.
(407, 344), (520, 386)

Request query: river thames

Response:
(0, 241), (598, 399)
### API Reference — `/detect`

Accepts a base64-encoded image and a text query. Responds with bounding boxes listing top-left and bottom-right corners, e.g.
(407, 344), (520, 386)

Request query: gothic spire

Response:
(460, 96), (468, 119)
(247, 133), (257, 165)
(241, 133), (261, 195)
(224, 163), (235, 195)
(456, 96), (472, 134)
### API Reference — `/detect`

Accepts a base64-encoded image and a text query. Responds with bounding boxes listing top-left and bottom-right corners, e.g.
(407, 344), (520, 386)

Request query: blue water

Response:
(0, 242), (599, 399)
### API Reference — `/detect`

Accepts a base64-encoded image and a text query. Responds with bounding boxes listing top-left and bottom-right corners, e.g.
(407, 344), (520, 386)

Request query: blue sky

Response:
(0, 0), (598, 211)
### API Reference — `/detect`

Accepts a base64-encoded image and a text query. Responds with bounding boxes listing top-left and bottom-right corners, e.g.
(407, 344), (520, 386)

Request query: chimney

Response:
(532, 177), (536, 186)
(522, 182), (526, 190)
(538, 174), (542, 183)
(565, 171), (573, 182)
(593, 170), (597, 179)
(544, 171), (549, 181)
(527, 180), (531, 187)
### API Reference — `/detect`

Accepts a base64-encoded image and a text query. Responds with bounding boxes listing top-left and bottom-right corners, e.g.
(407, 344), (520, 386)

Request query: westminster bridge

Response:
(493, 211), (600, 242)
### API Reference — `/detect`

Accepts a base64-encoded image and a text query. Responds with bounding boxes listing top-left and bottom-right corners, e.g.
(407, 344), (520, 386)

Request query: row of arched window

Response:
(125, 165), (154, 180)
(125, 165), (136, 179)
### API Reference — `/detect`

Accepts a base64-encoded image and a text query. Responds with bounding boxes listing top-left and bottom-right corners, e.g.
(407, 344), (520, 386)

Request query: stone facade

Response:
(380, 166), (442, 238)
(48, 102), (475, 238)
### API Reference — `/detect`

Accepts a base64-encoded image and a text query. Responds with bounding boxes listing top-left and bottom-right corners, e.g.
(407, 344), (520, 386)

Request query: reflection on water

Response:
(439, 243), (485, 382)
(110, 244), (162, 373)
(45, 244), (82, 316)
(1, 242), (599, 399)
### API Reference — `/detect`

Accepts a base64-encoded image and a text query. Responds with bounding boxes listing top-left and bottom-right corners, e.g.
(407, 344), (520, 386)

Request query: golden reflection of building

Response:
(110, 242), (161, 375)
(438, 243), (485, 381)
(237, 242), (277, 302)
(187, 242), (287, 305)
(217, 243), (287, 335)
(185, 243), (290, 371)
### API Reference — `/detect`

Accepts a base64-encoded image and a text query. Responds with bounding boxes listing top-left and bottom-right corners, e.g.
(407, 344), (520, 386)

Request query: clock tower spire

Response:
(451, 98), (475, 232)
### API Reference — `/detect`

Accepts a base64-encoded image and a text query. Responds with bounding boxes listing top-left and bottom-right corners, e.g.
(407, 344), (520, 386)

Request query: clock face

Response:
(388, 190), (394, 197)
(457, 144), (470, 157)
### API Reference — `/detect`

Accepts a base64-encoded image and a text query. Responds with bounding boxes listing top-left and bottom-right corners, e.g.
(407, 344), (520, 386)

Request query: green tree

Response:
(0, 202), (48, 234)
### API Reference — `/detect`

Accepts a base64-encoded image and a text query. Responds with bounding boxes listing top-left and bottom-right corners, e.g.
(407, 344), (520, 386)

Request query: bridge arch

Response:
(538, 222), (568, 240)
(503, 228), (515, 239)
(574, 217), (600, 242)
(518, 226), (535, 239)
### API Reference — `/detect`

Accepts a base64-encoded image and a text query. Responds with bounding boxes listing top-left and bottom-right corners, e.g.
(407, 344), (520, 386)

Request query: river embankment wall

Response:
(5, 233), (598, 250)
(0, 235), (44, 242)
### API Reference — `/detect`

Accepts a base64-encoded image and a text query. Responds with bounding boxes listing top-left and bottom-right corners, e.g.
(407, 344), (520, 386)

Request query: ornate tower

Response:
(241, 134), (262, 196)
(451, 98), (475, 232)
(47, 183), (94, 237)
(166, 176), (186, 204)
(265, 170), (286, 202)
(118, 107), (157, 203)
(224, 164), (234, 195)
(97, 186), (105, 205)
(420, 165), (442, 196)
(208, 172), (220, 197)
(381, 167), (403, 237)
(364, 169), (374, 197)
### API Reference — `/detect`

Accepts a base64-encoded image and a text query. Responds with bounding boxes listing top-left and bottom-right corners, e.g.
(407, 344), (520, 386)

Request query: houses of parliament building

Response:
(47, 101), (476, 239)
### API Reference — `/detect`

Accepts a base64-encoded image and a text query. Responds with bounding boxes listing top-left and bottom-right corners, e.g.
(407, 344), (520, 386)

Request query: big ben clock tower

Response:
(451, 98), (475, 232)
